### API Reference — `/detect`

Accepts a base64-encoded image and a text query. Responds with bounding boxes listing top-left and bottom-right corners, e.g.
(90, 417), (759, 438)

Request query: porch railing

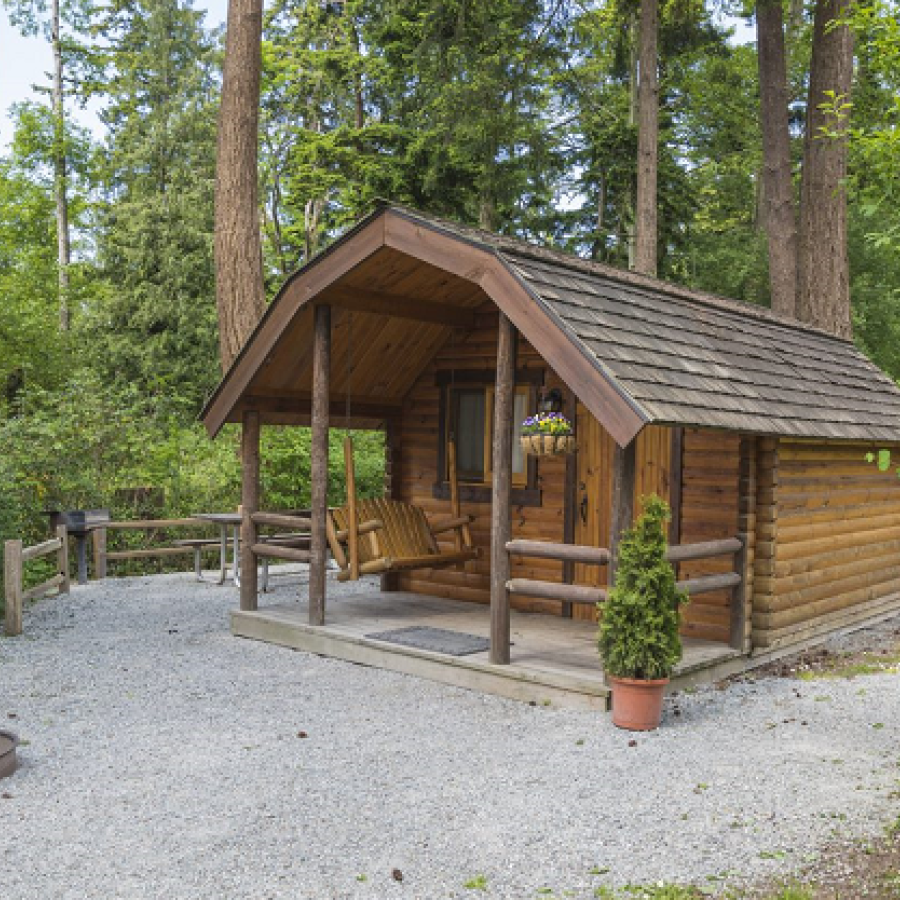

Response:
(506, 535), (747, 649)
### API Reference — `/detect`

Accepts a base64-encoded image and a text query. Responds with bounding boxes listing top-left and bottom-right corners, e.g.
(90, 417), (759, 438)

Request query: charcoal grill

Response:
(45, 509), (110, 584)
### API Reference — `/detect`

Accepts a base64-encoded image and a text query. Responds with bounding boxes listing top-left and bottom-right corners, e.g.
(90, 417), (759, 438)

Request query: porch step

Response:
(231, 606), (611, 711)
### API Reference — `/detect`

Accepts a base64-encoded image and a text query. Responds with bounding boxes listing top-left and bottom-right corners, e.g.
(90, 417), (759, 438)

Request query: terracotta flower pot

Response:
(608, 676), (669, 731)
(520, 433), (577, 457)
(0, 731), (19, 780)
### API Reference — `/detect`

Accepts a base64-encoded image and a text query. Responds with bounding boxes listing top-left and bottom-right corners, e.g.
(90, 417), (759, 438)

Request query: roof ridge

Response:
(381, 202), (855, 347)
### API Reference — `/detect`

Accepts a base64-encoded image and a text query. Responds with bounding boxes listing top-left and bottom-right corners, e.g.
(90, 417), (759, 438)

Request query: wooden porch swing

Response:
(326, 437), (479, 582)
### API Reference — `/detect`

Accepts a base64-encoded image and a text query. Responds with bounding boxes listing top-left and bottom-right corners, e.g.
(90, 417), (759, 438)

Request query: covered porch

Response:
(231, 584), (743, 710)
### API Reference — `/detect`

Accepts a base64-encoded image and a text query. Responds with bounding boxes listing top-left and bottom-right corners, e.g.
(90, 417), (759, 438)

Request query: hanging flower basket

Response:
(520, 413), (576, 457)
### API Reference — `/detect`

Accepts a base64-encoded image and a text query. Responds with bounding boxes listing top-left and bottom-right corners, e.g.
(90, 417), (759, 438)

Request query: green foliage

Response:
(86, 0), (221, 409)
(598, 495), (686, 680)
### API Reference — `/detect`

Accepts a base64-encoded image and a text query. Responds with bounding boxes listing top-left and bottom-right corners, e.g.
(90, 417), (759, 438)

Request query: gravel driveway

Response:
(1, 572), (899, 899)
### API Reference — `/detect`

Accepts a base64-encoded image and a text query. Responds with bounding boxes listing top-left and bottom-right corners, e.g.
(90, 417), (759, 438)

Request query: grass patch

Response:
(797, 650), (900, 680)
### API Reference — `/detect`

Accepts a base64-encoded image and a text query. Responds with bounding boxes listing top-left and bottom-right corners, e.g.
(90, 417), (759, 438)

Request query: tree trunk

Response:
(634, 0), (658, 277)
(51, 0), (71, 332)
(215, 0), (266, 371)
(757, 0), (798, 318)
(796, 0), (853, 339)
(624, 10), (639, 270)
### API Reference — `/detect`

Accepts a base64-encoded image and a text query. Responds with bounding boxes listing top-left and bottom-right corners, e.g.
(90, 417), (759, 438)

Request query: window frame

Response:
(433, 369), (543, 507)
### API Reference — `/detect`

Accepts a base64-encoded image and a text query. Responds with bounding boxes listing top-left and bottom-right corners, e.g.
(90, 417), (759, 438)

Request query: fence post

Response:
(730, 534), (748, 652)
(4, 539), (23, 636)
(57, 525), (70, 594)
(92, 528), (107, 580)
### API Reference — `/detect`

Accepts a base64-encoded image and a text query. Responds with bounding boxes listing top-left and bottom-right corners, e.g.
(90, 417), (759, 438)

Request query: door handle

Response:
(580, 495), (588, 525)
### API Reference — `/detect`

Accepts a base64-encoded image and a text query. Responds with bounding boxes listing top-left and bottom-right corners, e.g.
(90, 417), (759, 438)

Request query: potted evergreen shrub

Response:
(598, 495), (687, 730)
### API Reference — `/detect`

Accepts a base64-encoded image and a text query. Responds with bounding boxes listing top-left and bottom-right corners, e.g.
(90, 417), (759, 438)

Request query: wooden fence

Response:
(94, 513), (311, 582)
(92, 518), (218, 578)
(4, 526), (70, 636)
(506, 535), (746, 649)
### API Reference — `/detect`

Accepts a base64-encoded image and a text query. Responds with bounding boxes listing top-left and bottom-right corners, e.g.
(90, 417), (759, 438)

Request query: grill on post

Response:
(45, 509), (110, 585)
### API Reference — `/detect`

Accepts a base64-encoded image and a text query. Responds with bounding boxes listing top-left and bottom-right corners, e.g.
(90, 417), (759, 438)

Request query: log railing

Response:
(3, 526), (70, 636)
(506, 539), (610, 606)
(506, 536), (747, 648)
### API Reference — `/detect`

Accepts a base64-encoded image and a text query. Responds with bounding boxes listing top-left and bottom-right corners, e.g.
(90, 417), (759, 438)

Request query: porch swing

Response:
(325, 314), (479, 583)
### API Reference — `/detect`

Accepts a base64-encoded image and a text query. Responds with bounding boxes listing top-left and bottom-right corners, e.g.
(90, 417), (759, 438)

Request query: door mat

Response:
(364, 626), (490, 656)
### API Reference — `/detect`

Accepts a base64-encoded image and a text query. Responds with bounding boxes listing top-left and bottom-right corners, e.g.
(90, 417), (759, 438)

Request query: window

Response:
(433, 369), (544, 505)
(486, 386), (530, 486)
(449, 388), (487, 481)
(446, 383), (532, 487)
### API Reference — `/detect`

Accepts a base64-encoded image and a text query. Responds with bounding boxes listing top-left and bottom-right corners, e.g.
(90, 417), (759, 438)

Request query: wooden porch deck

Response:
(232, 590), (743, 710)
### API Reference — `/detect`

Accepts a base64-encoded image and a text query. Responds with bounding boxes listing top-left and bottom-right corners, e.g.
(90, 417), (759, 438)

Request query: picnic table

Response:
(187, 512), (242, 586)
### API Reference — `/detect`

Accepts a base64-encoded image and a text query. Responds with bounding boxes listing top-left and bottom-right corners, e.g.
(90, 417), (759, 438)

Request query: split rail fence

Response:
(506, 535), (746, 649)
(93, 513), (311, 584)
(4, 526), (70, 636)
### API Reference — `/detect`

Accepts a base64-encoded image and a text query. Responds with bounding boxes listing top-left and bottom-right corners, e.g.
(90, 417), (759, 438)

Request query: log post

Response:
(381, 417), (401, 592)
(309, 303), (331, 625)
(57, 525), (70, 595)
(733, 435), (757, 652)
(607, 439), (637, 590)
(489, 313), (517, 665)
(344, 435), (360, 581)
(92, 527), (107, 580)
(4, 539), (23, 636)
(561, 387), (578, 618)
(240, 409), (261, 611)
(751, 437), (778, 649)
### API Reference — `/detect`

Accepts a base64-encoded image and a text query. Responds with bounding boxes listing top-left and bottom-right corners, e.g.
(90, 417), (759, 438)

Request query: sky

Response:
(0, 0), (229, 149)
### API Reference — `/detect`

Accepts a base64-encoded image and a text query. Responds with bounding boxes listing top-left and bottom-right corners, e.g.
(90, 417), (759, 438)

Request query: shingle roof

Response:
(388, 205), (900, 443)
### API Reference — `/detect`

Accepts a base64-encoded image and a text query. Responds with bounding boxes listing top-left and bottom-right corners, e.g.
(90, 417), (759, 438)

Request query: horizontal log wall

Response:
(678, 428), (741, 643)
(753, 439), (900, 649)
(397, 306), (568, 613)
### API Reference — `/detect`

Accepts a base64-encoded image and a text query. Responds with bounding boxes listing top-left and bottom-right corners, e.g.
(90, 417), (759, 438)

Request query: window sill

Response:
(432, 482), (542, 507)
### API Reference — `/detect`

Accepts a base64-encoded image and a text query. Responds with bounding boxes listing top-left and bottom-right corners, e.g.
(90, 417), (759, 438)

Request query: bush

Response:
(0, 373), (385, 599)
(597, 495), (687, 680)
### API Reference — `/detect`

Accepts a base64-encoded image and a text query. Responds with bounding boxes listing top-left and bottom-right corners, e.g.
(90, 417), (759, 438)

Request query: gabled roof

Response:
(202, 203), (900, 445)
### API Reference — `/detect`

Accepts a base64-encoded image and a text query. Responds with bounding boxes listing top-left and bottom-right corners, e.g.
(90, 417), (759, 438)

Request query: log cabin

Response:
(201, 203), (900, 704)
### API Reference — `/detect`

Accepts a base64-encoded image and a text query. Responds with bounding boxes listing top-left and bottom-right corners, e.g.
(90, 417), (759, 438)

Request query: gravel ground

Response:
(1, 572), (899, 899)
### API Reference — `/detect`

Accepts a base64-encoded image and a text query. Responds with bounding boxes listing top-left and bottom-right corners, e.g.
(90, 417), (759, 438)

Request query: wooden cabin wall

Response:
(752, 439), (900, 651)
(394, 310), (676, 620)
(678, 428), (742, 644)
(395, 307), (569, 614)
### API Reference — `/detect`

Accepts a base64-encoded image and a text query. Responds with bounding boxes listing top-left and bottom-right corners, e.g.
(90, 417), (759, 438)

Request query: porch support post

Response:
(309, 303), (331, 626)
(607, 439), (637, 591)
(240, 408), (260, 611)
(381, 416), (402, 593)
(490, 312), (517, 665)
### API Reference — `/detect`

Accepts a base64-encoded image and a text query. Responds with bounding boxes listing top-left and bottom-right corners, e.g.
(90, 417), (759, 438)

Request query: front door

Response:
(573, 408), (674, 622)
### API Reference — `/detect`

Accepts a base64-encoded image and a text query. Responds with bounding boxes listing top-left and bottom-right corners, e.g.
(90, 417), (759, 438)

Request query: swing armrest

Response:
(428, 515), (474, 535)
(334, 518), (383, 542)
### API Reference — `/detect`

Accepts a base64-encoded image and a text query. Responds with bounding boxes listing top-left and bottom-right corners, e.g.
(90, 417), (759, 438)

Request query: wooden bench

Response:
(328, 497), (477, 582)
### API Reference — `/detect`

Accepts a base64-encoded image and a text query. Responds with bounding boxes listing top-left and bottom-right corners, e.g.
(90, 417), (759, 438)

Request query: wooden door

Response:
(573, 403), (616, 621)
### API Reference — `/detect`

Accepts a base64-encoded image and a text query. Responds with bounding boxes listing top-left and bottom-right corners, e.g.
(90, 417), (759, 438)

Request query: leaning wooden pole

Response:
(607, 439), (637, 590)
(4, 539), (23, 636)
(309, 304), (331, 625)
(240, 409), (261, 611)
(489, 313), (517, 665)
